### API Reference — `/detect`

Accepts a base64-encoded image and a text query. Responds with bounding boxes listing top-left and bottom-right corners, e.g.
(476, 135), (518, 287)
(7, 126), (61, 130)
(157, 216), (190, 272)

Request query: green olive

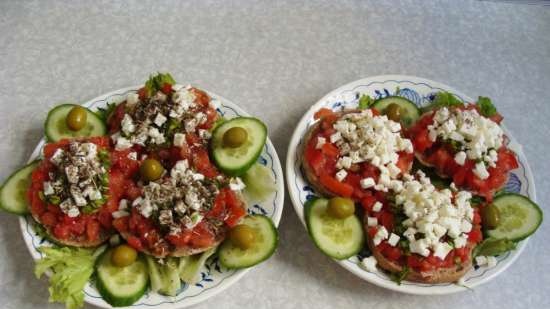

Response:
(384, 103), (404, 122)
(223, 127), (248, 148)
(140, 159), (164, 181)
(111, 244), (137, 267)
(66, 106), (88, 131)
(482, 204), (500, 229)
(327, 197), (355, 219)
(229, 224), (256, 250)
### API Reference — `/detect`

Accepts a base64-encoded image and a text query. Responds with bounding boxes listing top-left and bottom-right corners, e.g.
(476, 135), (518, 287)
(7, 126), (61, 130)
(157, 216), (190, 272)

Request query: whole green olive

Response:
(384, 103), (403, 122)
(223, 127), (248, 148)
(66, 106), (88, 131)
(140, 159), (164, 181)
(482, 204), (501, 229)
(111, 244), (138, 267)
(327, 197), (355, 219)
(229, 224), (256, 250)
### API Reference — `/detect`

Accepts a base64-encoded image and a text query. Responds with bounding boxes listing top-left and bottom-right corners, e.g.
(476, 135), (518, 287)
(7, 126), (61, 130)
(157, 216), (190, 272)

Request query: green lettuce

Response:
(144, 72), (176, 97)
(35, 246), (105, 309)
(358, 94), (374, 109)
(477, 96), (497, 117)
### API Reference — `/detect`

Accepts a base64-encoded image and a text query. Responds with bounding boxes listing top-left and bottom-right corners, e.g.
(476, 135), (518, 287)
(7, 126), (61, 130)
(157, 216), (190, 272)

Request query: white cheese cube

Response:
(473, 162), (490, 180)
(173, 133), (186, 147)
(487, 256), (497, 268)
(360, 177), (376, 189)
(67, 207), (80, 218)
(112, 210), (130, 219)
(229, 177), (246, 191)
(335, 169), (348, 182)
(475, 255), (488, 266)
(315, 137), (326, 149)
(433, 242), (453, 260)
(121, 114), (136, 134)
(366, 217), (378, 227)
(126, 93), (139, 106)
(454, 235), (468, 248)
(43, 181), (55, 196)
(410, 239), (430, 257)
(154, 113), (167, 127)
(330, 132), (342, 144)
(454, 151), (467, 166)
(388, 233), (400, 247)
(361, 256), (378, 273)
(50, 148), (65, 165)
(372, 201), (383, 212)
(115, 136), (133, 150)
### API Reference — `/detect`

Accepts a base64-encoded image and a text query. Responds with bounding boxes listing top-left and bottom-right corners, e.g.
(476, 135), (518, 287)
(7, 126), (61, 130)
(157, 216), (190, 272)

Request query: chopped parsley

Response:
(477, 96), (497, 117)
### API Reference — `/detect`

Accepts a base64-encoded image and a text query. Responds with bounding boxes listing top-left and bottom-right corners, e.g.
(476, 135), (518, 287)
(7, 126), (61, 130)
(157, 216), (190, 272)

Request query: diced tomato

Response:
(193, 148), (218, 178)
(378, 211), (394, 231)
(191, 88), (210, 107)
(224, 189), (246, 227)
(189, 222), (216, 248)
(321, 143), (339, 158)
(53, 224), (71, 240)
(319, 174), (354, 197)
(468, 228), (483, 243)
(412, 128), (433, 152)
(498, 148), (519, 171)
(112, 216), (129, 233)
(40, 212), (57, 227)
(86, 220), (100, 242)
(380, 242), (402, 261)
(473, 210), (482, 225)
(161, 83), (173, 95)
(107, 103), (127, 133)
(396, 152), (413, 174)
(314, 108), (335, 120)
(127, 235), (144, 251)
(454, 247), (470, 262)
(111, 149), (140, 177)
(367, 227), (378, 238)
(166, 229), (192, 247)
(186, 133), (202, 145)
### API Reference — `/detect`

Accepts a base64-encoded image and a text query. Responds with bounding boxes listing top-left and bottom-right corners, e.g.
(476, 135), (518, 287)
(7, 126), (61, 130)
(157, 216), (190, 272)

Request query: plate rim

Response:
(18, 85), (285, 308)
(285, 74), (536, 295)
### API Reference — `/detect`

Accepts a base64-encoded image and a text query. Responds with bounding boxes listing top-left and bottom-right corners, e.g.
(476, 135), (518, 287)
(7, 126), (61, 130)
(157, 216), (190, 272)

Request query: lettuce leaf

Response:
(477, 96), (497, 117)
(144, 72), (176, 97)
(35, 246), (104, 309)
(242, 163), (276, 202)
(358, 94), (374, 109)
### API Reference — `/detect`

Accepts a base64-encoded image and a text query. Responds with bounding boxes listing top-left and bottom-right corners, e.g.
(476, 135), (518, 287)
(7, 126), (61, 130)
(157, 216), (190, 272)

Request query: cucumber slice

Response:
(242, 163), (276, 202)
(179, 248), (216, 284)
(44, 104), (107, 142)
(219, 215), (278, 269)
(96, 250), (148, 307)
(305, 198), (364, 260)
(372, 96), (421, 127)
(0, 161), (39, 215)
(211, 117), (267, 176)
(486, 193), (543, 241)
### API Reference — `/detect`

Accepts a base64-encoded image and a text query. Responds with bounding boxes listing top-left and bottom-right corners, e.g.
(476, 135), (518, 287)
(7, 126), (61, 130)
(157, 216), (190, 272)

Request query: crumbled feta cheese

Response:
(127, 152), (137, 160)
(198, 129), (211, 140)
(229, 177), (246, 191)
(67, 207), (80, 218)
(360, 177), (376, 189)
(316, 137), (326, 149)
(337, 156), (352, 169)
(454, 151), (467, 166)
(154, 113), (167, 127)
(119, 199), (128, 210)
(388, 233), (400, 247)
(126, 93), (139, 106)
(115, 136), (133, 150)
(454, 234), (468, 248)
(65, 166), (79, 184)
(184, 118), (198, 133)
(373, 226), (389, 245)
(112, 210), (130, 219)
(173, 133), (186, 147)
(50, 148), (65, 165)
(121, 114), (136, 134)
(367, 217), (378, 227)
(473, 162), (490, 180)
(410, 239), (430, 257)
(372, 201), (383, 212)
(361, 256), (378, 273)
(43, 181), (54, 196)
(433, 242), (453, 259)
(335, 169), (348, 182)
(330, 132), (342, 144)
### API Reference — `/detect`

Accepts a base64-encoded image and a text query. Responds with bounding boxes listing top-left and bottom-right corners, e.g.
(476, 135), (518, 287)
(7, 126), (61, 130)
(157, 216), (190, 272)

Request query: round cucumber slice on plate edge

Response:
(96, 250), (149, 307)
(218, 215), (278, 269)
(486, 193), (543, 242)
(371, 96), (421, 127)
(305, 198), (364, 260)
(0, 160), (40, 215)
(44, 104), (107, 142)
(211, 117), (267, 176)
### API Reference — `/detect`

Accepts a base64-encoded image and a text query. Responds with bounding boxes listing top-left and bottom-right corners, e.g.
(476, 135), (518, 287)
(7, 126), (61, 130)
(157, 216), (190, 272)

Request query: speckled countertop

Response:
(1, 1), (549, 308)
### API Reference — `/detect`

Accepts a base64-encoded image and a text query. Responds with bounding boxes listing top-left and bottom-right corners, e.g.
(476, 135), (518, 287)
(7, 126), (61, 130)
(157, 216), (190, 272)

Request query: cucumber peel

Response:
(45, 104), (106, 142)
(0, 160), (39, 215)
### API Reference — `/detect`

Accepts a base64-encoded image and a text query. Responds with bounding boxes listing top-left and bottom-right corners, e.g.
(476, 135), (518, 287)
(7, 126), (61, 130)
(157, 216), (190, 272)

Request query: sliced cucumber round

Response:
(486, 193), (543, 241)
(305, 198), (364, 260)
(219, 215), (278, 269)
(96, 250), (148, 307)
(44, 104), (107, 142)
(210, 117), (267, 176)
(0, 161), (39, 215)
(372, 96), (421, 127)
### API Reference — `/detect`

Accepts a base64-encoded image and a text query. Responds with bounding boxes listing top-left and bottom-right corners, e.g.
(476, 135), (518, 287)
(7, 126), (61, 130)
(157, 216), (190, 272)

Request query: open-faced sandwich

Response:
(407, 95), (518, 201)
(302, 108), (414, 201)
(302, 91), (542, 285)
(0, 73), (279, 308)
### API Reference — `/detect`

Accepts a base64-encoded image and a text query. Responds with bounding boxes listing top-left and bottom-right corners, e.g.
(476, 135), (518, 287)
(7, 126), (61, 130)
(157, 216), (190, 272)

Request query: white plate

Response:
(285, 75), (536, 295)
(20, 86), (285, 308)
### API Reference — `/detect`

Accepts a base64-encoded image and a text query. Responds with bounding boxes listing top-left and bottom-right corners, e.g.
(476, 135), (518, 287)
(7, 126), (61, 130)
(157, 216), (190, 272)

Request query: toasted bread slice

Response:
(363, 214), (475, 283)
